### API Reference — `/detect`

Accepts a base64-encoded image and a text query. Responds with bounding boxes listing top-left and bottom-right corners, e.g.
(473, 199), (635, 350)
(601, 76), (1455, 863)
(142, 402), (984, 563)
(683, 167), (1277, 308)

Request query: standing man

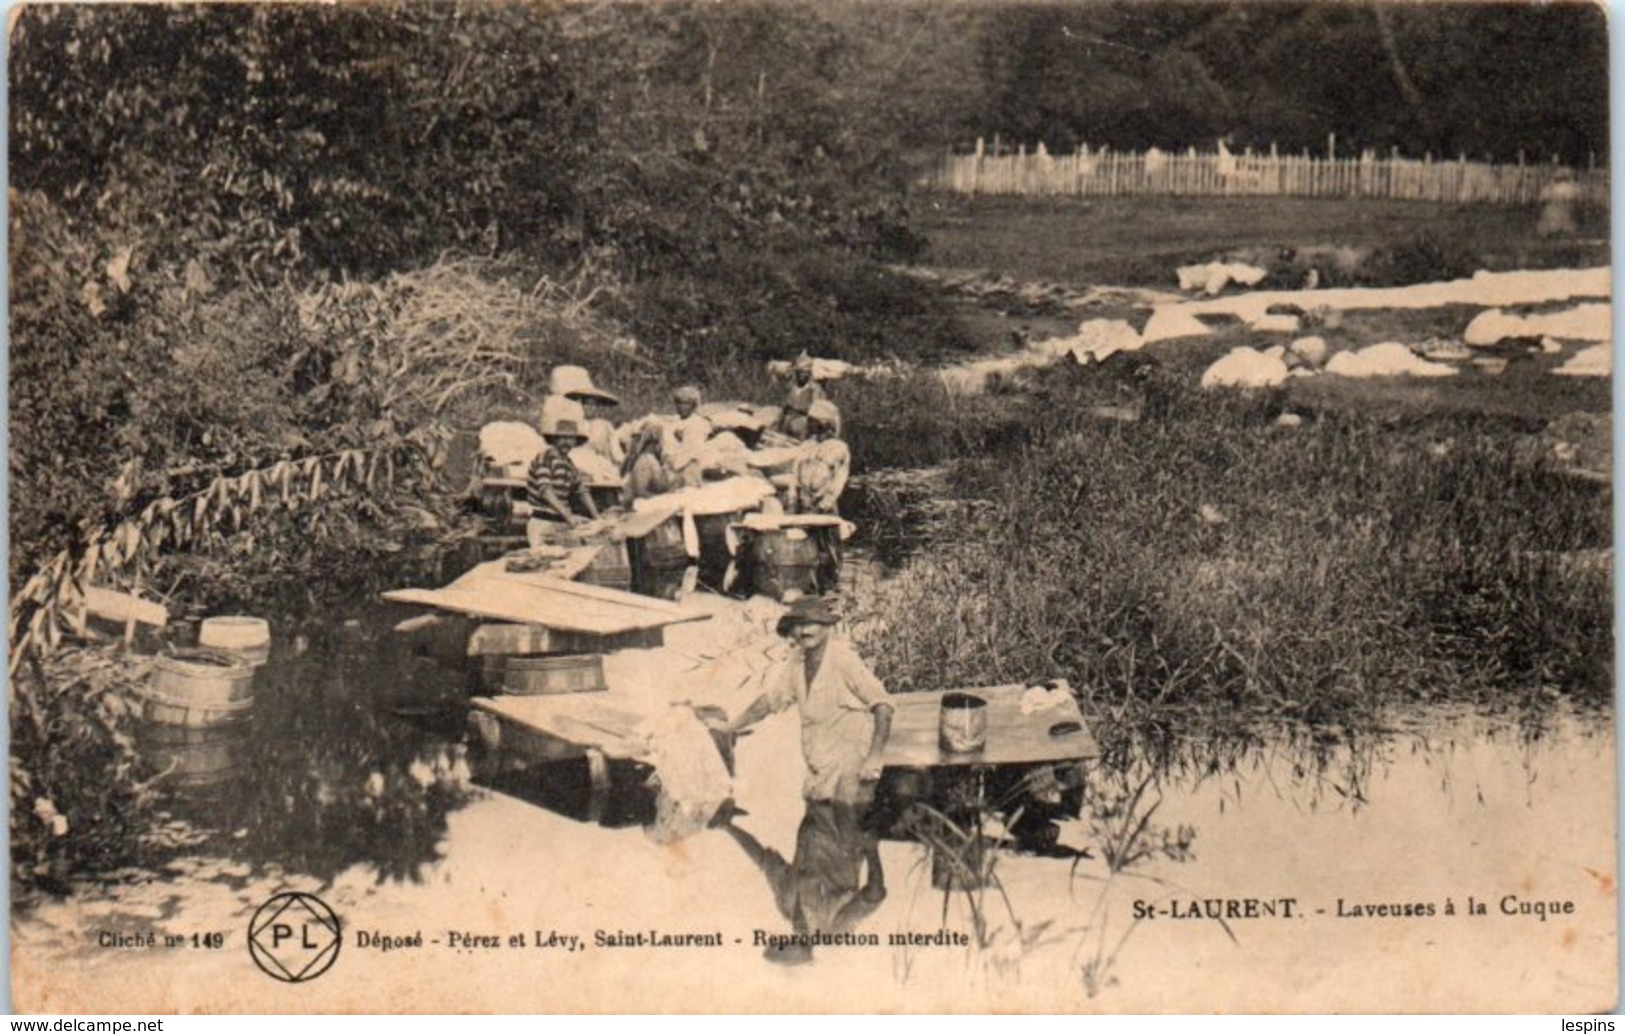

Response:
(718, 596), (893, 806)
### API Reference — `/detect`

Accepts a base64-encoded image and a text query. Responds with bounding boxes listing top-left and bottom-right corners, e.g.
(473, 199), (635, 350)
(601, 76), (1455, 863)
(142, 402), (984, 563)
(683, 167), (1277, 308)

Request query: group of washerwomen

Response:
(524, 353), (850, 534)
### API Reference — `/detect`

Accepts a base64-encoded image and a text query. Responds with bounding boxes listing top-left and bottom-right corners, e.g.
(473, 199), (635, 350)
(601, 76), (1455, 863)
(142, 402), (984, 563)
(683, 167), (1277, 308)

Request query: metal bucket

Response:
(938, 692), (988, 754)
(503, 654), (607, 696)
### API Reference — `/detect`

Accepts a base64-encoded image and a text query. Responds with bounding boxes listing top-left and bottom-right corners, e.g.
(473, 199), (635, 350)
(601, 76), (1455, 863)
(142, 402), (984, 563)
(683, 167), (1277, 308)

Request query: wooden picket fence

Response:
(926, 141), (1608, 206)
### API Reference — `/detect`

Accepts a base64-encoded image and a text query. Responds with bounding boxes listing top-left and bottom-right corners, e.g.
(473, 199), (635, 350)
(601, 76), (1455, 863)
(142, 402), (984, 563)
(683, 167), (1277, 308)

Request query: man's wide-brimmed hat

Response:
(781, 596), (839, 628)
(548, 365), (620, 406)
(541, 416), (588, 443)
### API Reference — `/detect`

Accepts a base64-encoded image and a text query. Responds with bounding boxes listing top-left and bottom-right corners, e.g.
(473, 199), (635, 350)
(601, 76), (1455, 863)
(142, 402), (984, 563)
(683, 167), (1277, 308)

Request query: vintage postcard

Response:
(8, 0), (1615, 1014)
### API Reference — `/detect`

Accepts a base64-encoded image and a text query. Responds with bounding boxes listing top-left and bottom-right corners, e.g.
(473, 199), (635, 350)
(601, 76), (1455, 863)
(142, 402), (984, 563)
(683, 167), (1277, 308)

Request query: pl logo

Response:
(248, 891), (342, 983)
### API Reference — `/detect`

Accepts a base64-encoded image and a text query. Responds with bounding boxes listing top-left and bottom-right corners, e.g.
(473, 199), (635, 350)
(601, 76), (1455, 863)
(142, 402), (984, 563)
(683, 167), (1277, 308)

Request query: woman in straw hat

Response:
(542, 365), (625, 468)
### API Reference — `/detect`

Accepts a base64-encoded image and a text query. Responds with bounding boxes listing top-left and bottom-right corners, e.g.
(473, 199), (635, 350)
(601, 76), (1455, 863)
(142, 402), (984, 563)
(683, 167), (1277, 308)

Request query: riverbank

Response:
(14, 697), (1612, 1012)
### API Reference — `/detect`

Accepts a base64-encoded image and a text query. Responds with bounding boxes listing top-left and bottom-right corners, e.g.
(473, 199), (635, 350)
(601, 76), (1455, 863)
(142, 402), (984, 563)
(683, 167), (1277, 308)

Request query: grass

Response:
(911, 195), (1610, 287)
(844, 367), (1612, 721)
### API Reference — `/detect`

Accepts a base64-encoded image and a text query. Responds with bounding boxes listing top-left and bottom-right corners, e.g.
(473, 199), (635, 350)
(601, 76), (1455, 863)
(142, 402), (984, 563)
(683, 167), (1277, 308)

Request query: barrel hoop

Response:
(155, 649), (255, 680)
(135, 688), (256, 714)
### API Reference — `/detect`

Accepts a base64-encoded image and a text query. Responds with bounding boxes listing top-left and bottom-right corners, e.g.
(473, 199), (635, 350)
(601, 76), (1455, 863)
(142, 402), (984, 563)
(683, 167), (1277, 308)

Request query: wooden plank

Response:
(382, 586), (701, 635)
(472, 694), (654, 761)
(467, 622), (663, 657)
(84, 586), (167, 628)
(880, 684), (1095, 769)
(614, 507), (680, 541)
(462, 563), (693, 615)
(382, 560), (708, 635)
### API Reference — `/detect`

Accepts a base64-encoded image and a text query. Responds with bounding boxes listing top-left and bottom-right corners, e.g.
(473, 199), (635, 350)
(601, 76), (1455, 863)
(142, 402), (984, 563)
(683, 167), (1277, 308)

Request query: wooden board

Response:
(84, 586), (168, 628)
(472, 693), (655, 762)
(467, 623), (663, 657)
(382, 559), (709, 636)
(880, 684), (1096, 769)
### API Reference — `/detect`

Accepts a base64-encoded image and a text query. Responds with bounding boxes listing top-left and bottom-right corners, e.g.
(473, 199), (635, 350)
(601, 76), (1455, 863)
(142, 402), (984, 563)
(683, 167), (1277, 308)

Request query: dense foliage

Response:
(848, 372), (1612, 721)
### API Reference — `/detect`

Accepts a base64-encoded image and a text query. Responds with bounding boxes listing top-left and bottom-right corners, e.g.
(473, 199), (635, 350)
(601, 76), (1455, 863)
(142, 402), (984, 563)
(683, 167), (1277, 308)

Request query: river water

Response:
(11, 578), (1614, 1012)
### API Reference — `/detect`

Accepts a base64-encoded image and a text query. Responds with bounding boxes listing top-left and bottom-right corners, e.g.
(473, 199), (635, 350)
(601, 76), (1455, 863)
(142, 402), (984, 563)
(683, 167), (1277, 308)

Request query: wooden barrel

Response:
(138, 722), (251, 790)
(577, 540), (632, 593)
(637, 517), (689, 566)
(694, 511), (744, 591)
(199, 616), (271, 666)
(746, 528), (822, 600)
(503, 654), (607, 696)
(632, 517), (691, 600)
(139, 649), (255, 728)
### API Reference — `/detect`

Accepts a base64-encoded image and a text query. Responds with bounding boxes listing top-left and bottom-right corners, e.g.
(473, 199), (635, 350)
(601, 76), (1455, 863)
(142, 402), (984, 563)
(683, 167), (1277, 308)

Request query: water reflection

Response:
(479, 758), (657, 829)
(121, 576), (1614, 946)
(135, 599), (476, 886)
(721, 798), (888, 965)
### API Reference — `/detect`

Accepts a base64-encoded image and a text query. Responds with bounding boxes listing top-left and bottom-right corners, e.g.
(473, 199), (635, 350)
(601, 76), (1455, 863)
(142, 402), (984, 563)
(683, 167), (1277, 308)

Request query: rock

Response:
(1276, 413), (1304, 429)
(1288, 336), (1330, 368)
(1262, 345), (1287, 360)
(1472, 357), (1509, 376)
(1200, 346), (1289, 390)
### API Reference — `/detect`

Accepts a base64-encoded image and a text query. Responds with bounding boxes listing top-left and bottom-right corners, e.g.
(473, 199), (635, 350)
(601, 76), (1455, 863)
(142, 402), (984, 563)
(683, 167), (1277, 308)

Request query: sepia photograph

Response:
(6, 0), (1615, 1014)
